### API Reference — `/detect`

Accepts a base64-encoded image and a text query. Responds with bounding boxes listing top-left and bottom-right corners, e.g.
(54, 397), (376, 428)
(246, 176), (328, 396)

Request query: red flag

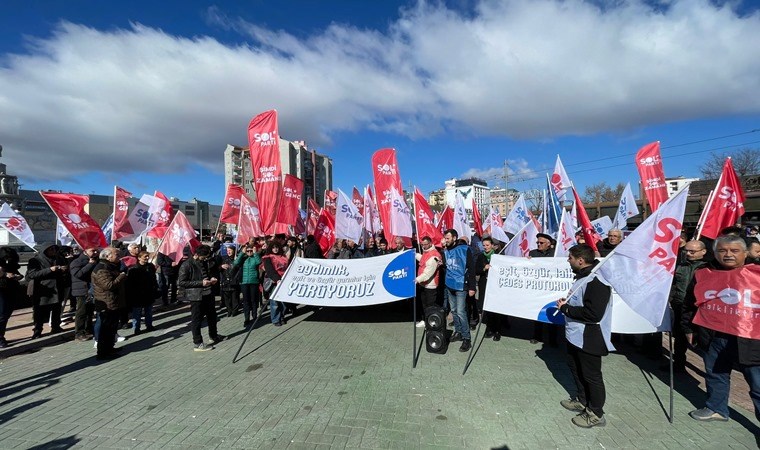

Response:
(571, 187), (601, 253)
(219, 184), (245, 225)
(247, 109), (281, 235)
(157, 211), (196, 264)
(323, 190), (337, 217)
(237, 194), (264, 245)
(692, 265), (760, 340)
(41, 192), (107, 249)
(352, 187), (364, 215)
(413, 188), (443, 242)
(471, 203), (484, 237)
(314, 208), (336, 256)
(146, 190), (174, 238)
(698, 157), (746, 240)
(112, 186), (133, 240)
(372, 148), (404, 244)
(436, 206), (454, 237)
(276, 175), (304, 233)
(307, 198), (320, 235)
(295, 212), (306, 236)
(635, 141), (668, 212)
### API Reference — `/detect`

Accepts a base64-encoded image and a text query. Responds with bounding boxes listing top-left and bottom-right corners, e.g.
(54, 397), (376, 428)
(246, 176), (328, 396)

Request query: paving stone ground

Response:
(1, 301), (758, 449)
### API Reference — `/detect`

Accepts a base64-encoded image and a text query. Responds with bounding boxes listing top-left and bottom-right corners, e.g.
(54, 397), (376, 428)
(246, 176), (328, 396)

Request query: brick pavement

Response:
(1, 302), (758, 449)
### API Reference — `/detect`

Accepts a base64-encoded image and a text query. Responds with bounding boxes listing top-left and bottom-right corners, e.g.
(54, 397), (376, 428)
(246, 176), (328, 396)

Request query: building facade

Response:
(443, 177), (490, 220)
(224, 139), (333, 209)
(489, 186), (518, 217)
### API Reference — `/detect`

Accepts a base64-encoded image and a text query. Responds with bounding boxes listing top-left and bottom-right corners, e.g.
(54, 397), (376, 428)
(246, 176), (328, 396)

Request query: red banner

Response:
(237, 194), (264, 245)
(219, 184), (245, 225)
(698, 158), (746, 240)
(41, 192), (107, 249)
(413, 188), (443, 242)
(248, 109), (281, 235)
(635, 141), (668, 212)
(276, 174), (304, 232)
(371, 148), (403, 244)
(436, 206), (453, 236)
(352, 186), (364, 215)
(146, 190), (174, 239)
(314, 208), (336, 256)
(157, 211), (196, 264)
(472, 203), (484, 237)
(323, 190), (337, 217)
(571, 187), (601, 253)
(112, 186), (133, 240)
(307, 198), (320, 236)
(693, 265), (760, 340)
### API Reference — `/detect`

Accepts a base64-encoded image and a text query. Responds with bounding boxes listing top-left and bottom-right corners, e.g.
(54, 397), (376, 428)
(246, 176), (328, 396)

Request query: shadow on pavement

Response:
(27, 434), (81, 449)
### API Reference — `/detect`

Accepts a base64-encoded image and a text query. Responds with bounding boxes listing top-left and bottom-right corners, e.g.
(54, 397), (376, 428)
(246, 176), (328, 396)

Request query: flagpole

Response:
(111, 185), (117, 245)
(695, 167), (722, 240)
(149, 211), (181, 265)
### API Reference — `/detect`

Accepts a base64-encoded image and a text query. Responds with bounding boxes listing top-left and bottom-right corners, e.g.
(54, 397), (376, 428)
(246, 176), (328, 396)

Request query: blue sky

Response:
(2, 0), (759, 207)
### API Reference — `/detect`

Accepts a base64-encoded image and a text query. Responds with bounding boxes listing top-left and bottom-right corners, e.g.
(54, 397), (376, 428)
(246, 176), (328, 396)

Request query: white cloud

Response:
(461, 158), (539, 184)
(1, 0), (759, 180)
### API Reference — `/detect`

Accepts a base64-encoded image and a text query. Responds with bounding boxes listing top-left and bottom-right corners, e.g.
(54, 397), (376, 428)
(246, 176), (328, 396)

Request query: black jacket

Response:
(668, 258), (707, 307)
(26, 243), (66, 306)
(597, 239), (617, 257)
(69, 253), (98, 297)
(177, 257), (212, 302)
(303, 241), (323, 259)
(559, 262), (611, 356)
(217, 254), (241, 291)
(126, 263), (159, 307)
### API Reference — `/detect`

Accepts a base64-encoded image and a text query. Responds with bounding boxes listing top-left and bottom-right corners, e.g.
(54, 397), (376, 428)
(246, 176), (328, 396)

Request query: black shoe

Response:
(450, 332), (463, 343)
(31, 331), (42, 339)
(273, 322), (282, 327)
(493, 333), (501, 342)
(50, 327), (64, 334)
(0, 339), (8, 348)
(459, 339), (471, 352)
(243, 320), (252, 328)
(145, 325), (155, 332)
(529, 339), (540, 344)
(484, 330), (494, 339)
(211, 335), (226, 344)
(133, 329), (141, 336)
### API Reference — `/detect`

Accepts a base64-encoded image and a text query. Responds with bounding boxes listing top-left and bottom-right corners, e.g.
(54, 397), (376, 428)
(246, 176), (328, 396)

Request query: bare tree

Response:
(583, 182), (626, 204)
(699, 148), (760, 180)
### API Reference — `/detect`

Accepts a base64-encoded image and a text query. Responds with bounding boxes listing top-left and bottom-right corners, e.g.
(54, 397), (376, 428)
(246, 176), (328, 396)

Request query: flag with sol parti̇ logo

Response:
(336, 189), (363, 243)
(0, 203), (36, 248)
(314, 207), (336, 256)
(147, 190), (174, 239)
(276, 174), (304, 230)
(413, 187), (442, 242)
(692, 265), (760, 340)
(40, 191), (107, 249)
(372, 148), (404, 244)
(635, 141), (668, 212)
(237, 194), (264, 245)
(697, 157), (746, 240)
(271, 250), (416, 306)
(247, 109), (281, 235)
(112, 186), (133, 240)
(157, 211), (197, 264)
(219, 183), (245, 225)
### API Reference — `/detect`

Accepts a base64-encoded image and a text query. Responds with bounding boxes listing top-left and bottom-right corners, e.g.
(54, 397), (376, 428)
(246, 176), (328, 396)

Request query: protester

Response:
(69, 247), (99, 341)
(303, 235), (323, 259)
(155, 251), (176, 307)
(285, 236), (303, 262)
(262, 242), (290, 326)
(597, 229), (622, 257)
(530, 233), (558, 347)
(26, 243), (67, 339)
(91, 247), (128, 360)
(58, 246), (76, 315)
(364, 236), (379, 257)
(748, 240), (760, 264)
(178, 244), (225, 351)
(0, 247), (23, 348)
(476, 237), (503, 341)
(683, 235), (760, 423)
(393, 236), (406, 252)
(415, 236), (442, 328)
(235, 243), (262, 328)
(556, 244), (613, 428)
(376, 238), (389, 255)
(126, 251), (158, 335)
(218, 245), (241, 317)
(443, 229), (476, 352)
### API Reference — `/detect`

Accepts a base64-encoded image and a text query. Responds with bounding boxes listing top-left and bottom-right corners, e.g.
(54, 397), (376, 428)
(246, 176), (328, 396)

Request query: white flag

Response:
(56, 219), (74, 246)
(485, 206), (510, 243)
(0, 203), (36, 248)
(597, 187), (689, 328)
(552, 156), (572, 201)
(554, 208), (577, 257)
(364, 185), (382, 234)
(125, 194), (161, 241)
(389, 187), (413, 238)
(503, 219), (538, 257)
(591, 216), (614, 238)
(335, 189), (364, 243)
(453, 190), (472, 242)
(612, 183), (639, 230)
(503, 194), (531, 235)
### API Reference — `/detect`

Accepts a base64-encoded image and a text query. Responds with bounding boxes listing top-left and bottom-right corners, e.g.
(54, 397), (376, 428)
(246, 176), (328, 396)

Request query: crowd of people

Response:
(0, 223), (758, 428)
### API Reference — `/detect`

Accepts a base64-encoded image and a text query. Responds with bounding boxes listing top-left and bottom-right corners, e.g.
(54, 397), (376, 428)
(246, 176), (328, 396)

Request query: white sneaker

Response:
(415, 320), (426, 328)
(116, 334), (126, 343)
(93, 341), (98, 349)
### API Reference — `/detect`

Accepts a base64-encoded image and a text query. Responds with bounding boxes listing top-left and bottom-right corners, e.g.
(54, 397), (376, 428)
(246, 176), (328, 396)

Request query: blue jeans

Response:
(94, 311), (101, 342)
(132, 306), (153, 331)
(445, 288), (469, 340)
(703, 335), (760, 421)
(269, 299), (285, 324)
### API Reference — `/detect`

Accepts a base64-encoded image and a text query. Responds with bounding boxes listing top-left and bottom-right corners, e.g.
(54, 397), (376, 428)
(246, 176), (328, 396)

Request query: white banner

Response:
(271, 250), (416, 307)
(483, 255), (670, 333)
